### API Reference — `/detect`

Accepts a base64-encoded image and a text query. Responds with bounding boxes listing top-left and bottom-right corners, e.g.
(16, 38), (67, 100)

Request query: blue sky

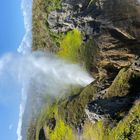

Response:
(0, 0), (25, 139)
(0, 0), (24, 54)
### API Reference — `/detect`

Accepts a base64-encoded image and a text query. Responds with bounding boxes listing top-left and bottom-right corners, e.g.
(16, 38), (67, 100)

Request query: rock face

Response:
(85, 62), (140, 124)
(47, 0), (140, 77)
(94, 0), (140, 77)
(85, 92), (140, 124)
(47, 0), (103, 35)
(31, 0), (140, 140)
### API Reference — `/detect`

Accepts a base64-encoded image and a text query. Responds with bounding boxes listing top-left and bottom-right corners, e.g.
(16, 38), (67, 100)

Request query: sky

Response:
(0, 0), (24, 54)
(0, 0), (25, 139)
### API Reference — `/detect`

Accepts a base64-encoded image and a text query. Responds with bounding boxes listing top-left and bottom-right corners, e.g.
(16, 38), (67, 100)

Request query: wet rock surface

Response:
(48, 0), (140, 76)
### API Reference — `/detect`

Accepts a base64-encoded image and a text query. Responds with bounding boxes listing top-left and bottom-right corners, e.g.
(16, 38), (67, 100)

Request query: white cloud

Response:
(17, 89), (26, 140)
(17, 0), (32, 54)
(17, 0), (33, 139)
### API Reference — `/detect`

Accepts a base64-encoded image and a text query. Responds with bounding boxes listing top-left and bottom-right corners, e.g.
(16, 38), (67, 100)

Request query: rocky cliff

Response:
(29, 0), (140, 140)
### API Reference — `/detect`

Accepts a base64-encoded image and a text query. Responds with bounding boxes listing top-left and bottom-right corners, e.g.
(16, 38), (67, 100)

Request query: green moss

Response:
(106, 68), (132, 97)
(106, 68), (140, 98)
(46, 118), (76, 140)
(80, 38), (99, 75)
(82, 101), (140, 140)
(107, 101), (140, 140)
(59, 81), (98, 127)
(57, 29), (82, 62)
(45, 105), (77, 140)
(34, 103), (77, 140)
(82, 121), (107, 140)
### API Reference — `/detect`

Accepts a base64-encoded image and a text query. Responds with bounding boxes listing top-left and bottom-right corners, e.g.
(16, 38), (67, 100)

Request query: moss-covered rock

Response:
(44, 104), (76, 140)
(106, 68), (140, 98)
(30, 0), (140, 139)
(82, 100), (140, 140)
(58, 81), (99, 127)
(107, 100), (140, 140)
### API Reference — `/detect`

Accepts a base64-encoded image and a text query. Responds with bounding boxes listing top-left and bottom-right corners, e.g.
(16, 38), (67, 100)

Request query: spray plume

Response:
(0, 52), (94, 140)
